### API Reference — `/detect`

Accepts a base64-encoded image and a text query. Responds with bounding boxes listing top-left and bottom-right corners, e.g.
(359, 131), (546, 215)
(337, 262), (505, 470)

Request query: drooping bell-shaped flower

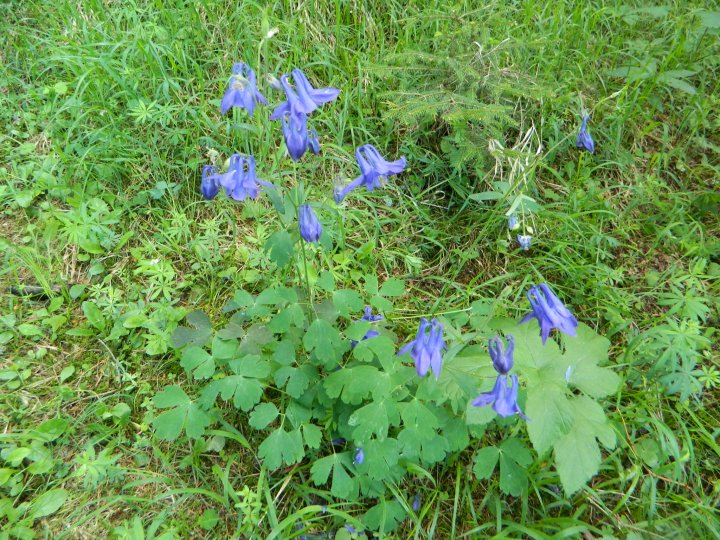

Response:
(575, 114), (595, 153)
(298, 204), (322, 243)
(281, 109), (309, 161)
(488, 335), (514, 375)
(354, 447), (364, 465)
(220, 63), (268, 116)
(472, 374), (528, 419)
(520, 283), (578, 344)
(508, 215), (519, 231)
(517, 234), (532, 251)
(398, 318), (445, 380)
(270, 69), (340, 120)
(200, 165), (220, 200)
(217, 154), (276, 201)
(308, 129), (320, 155)
(334, 145), (406, 202)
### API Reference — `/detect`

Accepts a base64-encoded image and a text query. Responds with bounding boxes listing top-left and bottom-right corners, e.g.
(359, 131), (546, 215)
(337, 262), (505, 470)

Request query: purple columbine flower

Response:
(270, 69), (340, 120)
(520, 284), (578, 344)
(299, 204), (322, 243)
(398, 318), (445, 380)
(281, 108), (310, 161)
(575, 114), (595, 153)
(508, 215), (519, 231)
(350, 307), (383, 348)
(354, 447), (364, 465)
(200, 165), (220, 200)
(472, 374), (528, 419)
(308, 128), (320, 155)
(334, 145), (406, 202)
(216, 154), (277, 201)
(489, 335), (514, 375)
(517, 234), (532, 251)
(412, 494), (421, 512)
(220, 63), (268, 116)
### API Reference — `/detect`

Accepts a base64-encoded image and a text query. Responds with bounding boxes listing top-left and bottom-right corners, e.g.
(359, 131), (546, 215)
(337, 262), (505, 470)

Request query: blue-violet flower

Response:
(398, 318), (445, 380)
(308, 128), (320, 155)
(271, 69), (340, 120)
(354, 447), (364, 465)
(517, 234), (532, 250)
(334, 145), (406, 202)
(299, 204), (322, 243)
(220, 63), (267, 116)
(576, 114), (595, 153)
(200, 165), (220, 200)
(281, 108), (309, 161)
(472, 374), (528, 419)
(520, 283), (578, 344)
(488, 335), (514, 375)
(217, 154), (276, 201)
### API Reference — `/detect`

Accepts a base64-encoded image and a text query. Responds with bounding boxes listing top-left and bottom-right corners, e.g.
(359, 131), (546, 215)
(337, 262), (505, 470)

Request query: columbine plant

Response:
(151, 59), (620, 534)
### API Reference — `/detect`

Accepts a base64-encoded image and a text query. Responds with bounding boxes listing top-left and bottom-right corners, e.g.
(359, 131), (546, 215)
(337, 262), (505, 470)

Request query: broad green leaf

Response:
(563, 324), (620, 398)
(264, 230), (294, 267)
(499, 453), (527, 496)
(360, 438), (400, 480)
(364, 275), (379, 296)
(400, 392), (448, 456)
(378, 278), (405, 297)
(554, 395), (616, 494)
(82, 301), (106, 332)
(316, 271), (336, 292)
(228, 355), (271, 378)
(268, 304), (305, 333)
(153, 385), (190, 408)
(348, 398), (399, 441)
(443, 417), (470, 452)
(256, 286), (297, 305)
(273, 339), (296, 366)
(258, 428), (305, 470)
(499, 438), (533, 466)
(274, 365), (313, 398)
(310, 454), (355, 499)
(473, 447), (500, 480)
(526, 384), (573, 456)
(200, 376), (264, 412)
(212, 336), (239, 360)
(465, 394), (497, 425)
(333, 290), (364, 318)
(363, 499), (406, 533)
(153, 386), (211, 440)
(324, 366), (391, 404)
(237, 321), (271, 349)
(352, 335), (395, 363)
(29, 488), (68, 519)
(172, 310), (212, 348)
(304, 319), (347, 367)
(180, 346), (215, 380)
(302, 424), (322, 449)
(186, 310), (211, 328)
(310, 454), (334, 485)
(33, 418), (69, 442)
(249, 403), (279, 430)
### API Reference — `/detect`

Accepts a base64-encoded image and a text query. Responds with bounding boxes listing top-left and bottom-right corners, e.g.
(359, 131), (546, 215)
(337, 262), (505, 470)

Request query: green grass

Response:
(1, 0), (719, 538)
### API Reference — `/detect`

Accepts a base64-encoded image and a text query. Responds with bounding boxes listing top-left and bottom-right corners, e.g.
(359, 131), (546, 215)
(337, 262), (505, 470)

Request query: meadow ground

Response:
(1, 1), (719, 538)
